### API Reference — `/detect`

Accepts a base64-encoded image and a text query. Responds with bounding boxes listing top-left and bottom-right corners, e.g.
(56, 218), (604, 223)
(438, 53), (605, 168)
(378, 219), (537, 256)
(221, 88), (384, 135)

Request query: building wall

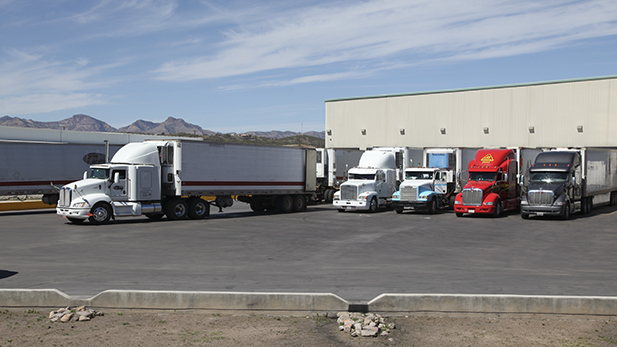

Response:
(325, 76), (617, 150)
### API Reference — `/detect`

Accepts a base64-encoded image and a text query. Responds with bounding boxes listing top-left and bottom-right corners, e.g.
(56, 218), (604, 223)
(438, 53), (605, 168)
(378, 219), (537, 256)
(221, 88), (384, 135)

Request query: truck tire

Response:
(275, 195), (294, 213)
(455, 212), (463, 217)
(368, 197), (378, 213)
(493, 200), (503, 218)
(165, 198), (188, 220)
(250, 200), (265, 213)
(188, 198), (209, 219)
(292, 195), (307, 211)
(561, 202), (570, 220)
(394, 207), (403, 214)
(521, 212), (529, 219)
(448, 195), (456, 210)
(427, 197), (437, 214)
(89, 202), (112, 225)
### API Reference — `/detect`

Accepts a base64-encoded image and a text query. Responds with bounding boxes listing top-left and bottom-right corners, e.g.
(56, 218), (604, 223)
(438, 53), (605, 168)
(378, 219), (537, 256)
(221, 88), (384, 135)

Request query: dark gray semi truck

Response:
(520, 148), (617, 219)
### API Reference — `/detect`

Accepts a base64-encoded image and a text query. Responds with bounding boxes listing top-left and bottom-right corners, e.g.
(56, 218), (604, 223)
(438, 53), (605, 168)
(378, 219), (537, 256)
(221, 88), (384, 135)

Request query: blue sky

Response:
(2, 0), (617, 133)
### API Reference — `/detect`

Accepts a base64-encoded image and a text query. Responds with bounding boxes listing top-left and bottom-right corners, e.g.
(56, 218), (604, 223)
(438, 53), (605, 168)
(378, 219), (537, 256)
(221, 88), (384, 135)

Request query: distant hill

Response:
(119, 117), (216, 136)
(0, 114), (325, 140)
(0, 114), (116, 132)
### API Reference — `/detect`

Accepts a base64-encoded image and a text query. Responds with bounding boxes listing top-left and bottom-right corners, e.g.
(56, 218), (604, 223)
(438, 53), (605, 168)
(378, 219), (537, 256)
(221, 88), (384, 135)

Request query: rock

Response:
(78, 315), (91, 322)
(60, 313), (73, 323)
(361, 327), (379, 337)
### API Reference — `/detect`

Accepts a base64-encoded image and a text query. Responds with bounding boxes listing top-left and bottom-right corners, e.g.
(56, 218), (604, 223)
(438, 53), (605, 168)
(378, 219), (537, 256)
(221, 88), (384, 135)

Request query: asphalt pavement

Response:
(2, 203), (617, 303)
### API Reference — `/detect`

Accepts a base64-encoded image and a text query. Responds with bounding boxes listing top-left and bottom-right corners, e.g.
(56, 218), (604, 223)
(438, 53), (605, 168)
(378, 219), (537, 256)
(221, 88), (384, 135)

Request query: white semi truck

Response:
(332, 147), (417, 212)
(0, 140), (122, 205)
(56, 140), (317, 224)
(520, 148), (617, 219)
(391, 148), (478, 213)
(315, 148), (363, 203)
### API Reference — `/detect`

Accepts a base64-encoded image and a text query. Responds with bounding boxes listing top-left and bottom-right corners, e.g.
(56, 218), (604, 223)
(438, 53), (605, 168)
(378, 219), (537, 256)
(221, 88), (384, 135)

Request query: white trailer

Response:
(0, 140), (122, 204)
(315, 148), (363, 203)
(56, 140), (317, 224)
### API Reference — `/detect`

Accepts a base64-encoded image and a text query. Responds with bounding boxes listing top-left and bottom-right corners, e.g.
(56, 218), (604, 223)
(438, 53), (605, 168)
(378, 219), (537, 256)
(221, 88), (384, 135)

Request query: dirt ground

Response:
(1, 309), (616, 347)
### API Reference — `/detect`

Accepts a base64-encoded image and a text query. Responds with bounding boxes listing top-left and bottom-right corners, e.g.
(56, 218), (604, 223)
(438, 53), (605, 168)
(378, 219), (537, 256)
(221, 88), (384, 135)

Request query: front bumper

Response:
(333, 199), (370, 211)
(56, 207), (90, 220)
(520, 205), (563, 216)
(392, 200), (428, 210)
(454, 205), (496, 215)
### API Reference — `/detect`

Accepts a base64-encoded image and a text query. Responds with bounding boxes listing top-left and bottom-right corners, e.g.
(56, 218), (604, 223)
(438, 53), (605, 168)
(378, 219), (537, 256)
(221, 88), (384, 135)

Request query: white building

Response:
(325, 75), (617, 150)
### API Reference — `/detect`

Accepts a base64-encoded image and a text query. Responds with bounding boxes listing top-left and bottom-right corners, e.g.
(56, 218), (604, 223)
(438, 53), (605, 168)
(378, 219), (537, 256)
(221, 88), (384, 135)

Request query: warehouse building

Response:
(325, 75), (617, 150)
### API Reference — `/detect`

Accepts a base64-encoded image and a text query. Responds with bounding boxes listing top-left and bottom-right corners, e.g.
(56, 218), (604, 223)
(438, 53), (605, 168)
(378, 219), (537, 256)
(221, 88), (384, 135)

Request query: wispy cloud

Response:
(0, 48), (122, 115)
(153, 0), (617, 86)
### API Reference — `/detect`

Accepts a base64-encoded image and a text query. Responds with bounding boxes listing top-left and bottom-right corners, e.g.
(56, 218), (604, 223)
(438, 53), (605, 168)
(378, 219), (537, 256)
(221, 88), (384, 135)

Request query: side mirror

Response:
(83, 171), (88, 180)
(114, 172), (120, 184)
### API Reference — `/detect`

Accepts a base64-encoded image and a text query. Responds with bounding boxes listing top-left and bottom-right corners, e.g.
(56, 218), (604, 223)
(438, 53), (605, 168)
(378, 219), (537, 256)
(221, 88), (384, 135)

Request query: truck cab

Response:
(392, 168), (452, 213)
(333, 150), (398, 212)
(454, 149), (518, 217)
(520, 151), (583, 219)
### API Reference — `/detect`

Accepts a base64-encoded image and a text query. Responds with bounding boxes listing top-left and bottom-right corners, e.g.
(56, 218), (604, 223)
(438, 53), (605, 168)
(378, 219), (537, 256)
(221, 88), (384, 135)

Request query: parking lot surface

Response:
(2, 203), (617, 302)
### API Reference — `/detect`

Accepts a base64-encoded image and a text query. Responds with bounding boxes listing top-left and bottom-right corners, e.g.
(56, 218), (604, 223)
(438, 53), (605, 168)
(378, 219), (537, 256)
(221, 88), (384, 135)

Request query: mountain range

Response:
(0, 114), (325, 139)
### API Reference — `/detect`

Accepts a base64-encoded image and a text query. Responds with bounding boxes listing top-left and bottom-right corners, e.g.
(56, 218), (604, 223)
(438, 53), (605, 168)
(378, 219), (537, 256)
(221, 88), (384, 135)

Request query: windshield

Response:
(89, 168), (110, 180)
(529, 171), (568, 184)
(405, 171), (433, 180)
(469, 171), (497, 182)
(349, 173), (375, 180)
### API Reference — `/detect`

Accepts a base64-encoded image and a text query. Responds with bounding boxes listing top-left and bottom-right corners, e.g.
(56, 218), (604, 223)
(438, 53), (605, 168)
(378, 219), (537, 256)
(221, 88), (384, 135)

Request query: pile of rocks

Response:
(48, 306), (103, 323)
(337, 312), (395, 337)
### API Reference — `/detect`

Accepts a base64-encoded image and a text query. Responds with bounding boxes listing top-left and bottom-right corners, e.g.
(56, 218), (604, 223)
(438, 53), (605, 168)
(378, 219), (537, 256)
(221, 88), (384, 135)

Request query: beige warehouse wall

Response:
(325, 76), (617, 149)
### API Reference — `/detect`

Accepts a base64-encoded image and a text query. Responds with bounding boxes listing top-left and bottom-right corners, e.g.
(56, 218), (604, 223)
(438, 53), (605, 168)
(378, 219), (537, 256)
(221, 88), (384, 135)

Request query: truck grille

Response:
(341, 185), (358, 200)
(401, 186), (418, 201)
(58, 187), (71, 207)
(528, 190), (555, 205)
(462, 188), (483, 206)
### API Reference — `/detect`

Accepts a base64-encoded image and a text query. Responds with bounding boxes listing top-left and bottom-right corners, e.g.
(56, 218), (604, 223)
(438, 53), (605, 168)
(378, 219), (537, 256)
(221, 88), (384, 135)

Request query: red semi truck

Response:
(453, 149), (519, 217)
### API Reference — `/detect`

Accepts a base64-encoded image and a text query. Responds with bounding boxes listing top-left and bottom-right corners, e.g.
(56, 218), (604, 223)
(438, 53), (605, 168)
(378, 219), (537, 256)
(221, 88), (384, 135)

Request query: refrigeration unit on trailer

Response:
(0, 140), (121, 205)
(520, 148), (617, 219)
(392, 148), (477, 213)
(56, 140), (316, 224)
(315, 148), (363, 203)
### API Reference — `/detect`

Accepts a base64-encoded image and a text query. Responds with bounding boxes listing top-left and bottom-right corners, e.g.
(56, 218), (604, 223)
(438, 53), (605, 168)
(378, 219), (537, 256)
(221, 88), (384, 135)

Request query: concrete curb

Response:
(0, 289), (72, 308)
(89, 290), (349, 312)
(2, 290), (617, 316)
(369, 294), (617, 316)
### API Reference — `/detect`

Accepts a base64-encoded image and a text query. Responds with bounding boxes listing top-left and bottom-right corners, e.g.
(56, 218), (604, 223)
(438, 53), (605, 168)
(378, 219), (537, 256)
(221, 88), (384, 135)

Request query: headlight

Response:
(554, 201), (564, 206)
(484, 201), (494, 205)
(520, 200), (528, 205)
(454, 200), (461, 204)
(71, 201), (87, 208)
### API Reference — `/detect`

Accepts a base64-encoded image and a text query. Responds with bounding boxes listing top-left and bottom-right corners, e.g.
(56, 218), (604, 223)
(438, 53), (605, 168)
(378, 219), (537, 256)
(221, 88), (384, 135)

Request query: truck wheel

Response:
(427, 198), (437, 214)
(275, 195), (294, 213)
(561, 203), (570, 220)
(493, 200), (503, 218)
(292, 195), (307, 211)
(368, 197), (378, 213)
(188, 198), (209, 219)
(89, 203), (112, 225)
(521, 213), (529, 219)
(250, 200), (265, 213)
(448, 195), (456, 210)
(165, 198), (188, 220)
(337, 209), (345, 212)
(394, 207), (403, 214)
(455, 212), (464, 217)
(67, 217), (84, 224)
